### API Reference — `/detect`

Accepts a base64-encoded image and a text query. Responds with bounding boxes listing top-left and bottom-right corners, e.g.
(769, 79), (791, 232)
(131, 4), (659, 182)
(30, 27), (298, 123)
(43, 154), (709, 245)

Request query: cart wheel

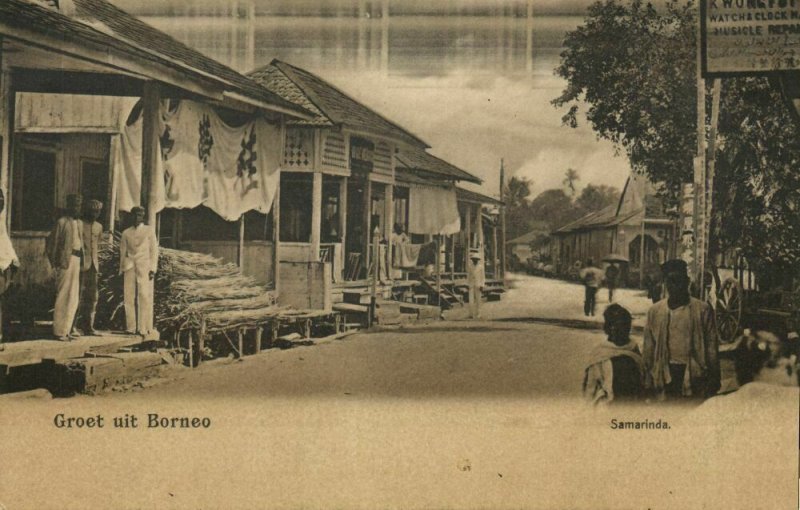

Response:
(715, 277), (742, 344)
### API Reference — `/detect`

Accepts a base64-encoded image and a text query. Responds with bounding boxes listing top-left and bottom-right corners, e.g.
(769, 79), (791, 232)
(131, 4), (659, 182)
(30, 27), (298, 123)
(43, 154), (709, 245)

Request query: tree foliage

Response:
(553, 0), (800, 282)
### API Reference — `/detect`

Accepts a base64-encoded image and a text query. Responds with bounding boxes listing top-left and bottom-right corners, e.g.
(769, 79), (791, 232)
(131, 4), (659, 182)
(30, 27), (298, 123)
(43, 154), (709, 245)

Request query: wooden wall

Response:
(278, 261), (332, 311)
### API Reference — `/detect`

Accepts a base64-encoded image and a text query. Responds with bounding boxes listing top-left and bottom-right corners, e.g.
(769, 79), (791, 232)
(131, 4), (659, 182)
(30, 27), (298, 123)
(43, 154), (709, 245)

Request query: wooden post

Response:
(477, 205), (485, 263)
(198, 319), (206, 366)
(363, 177), (372, 276)
(238, 328), (245, 358)
(492, 223), (498, 280)
(639, 219), (646, 289)
(705, 78), (722, 275)
(0, 56), (13, 232)
(499, 158), (506, 278)
(273, 183), (281, 294)
(311, 172), (322, 260)
(238, 214), (245, 268)
(188, 330), (194, 368)
(435, 235), (441, 305)
(141, 81), (161, 227)
(369, 225), (380, 326)
(339, 176), (348, 281)
(464, 204), (472, 271)
(255, 327), (262, 354)
(695, 4), (707, 295)
(384, 183), (394, 280)
(450, 235), (455, 281)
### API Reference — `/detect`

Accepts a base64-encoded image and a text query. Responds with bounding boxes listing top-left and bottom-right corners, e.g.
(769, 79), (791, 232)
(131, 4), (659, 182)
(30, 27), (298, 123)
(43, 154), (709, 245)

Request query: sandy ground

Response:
(451, 273), (654, 328)
(0, 275), (797, 509)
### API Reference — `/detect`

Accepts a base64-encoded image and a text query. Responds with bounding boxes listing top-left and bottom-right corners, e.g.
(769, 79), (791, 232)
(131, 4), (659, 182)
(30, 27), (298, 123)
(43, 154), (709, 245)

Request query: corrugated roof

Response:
(253, 60), (429, 148)
(3, 0), (309, 117)
(395, 148), (482, 184)
(456, 187), (503, 206)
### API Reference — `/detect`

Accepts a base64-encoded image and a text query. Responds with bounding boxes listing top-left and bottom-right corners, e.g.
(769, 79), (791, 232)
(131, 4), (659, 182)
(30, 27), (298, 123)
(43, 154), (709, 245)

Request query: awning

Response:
(408, 184), (461, 235)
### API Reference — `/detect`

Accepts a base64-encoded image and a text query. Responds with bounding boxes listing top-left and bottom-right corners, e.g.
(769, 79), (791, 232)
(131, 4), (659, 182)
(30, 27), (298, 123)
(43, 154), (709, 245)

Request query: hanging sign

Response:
(702, 0), (800, 75)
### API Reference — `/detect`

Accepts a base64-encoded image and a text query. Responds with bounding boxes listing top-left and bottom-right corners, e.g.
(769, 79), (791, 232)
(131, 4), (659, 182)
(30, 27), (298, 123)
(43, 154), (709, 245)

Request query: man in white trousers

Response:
(120, 206), (158, 335)
(467, 248), (485, 319)
(46, 194), (84, 341)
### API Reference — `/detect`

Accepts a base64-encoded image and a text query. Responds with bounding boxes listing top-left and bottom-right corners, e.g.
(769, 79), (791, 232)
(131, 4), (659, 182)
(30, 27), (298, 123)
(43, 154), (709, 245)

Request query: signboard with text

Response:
(703, 0), (800, 75)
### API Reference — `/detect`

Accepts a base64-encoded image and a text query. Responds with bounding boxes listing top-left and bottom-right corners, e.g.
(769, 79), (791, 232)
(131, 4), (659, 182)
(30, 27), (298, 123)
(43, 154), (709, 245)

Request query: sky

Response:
(140, 2), (635, 199)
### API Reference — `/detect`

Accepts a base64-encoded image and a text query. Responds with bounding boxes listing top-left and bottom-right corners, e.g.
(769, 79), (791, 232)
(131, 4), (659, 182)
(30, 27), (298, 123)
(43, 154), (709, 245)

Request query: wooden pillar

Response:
(339, 176), (348, 281)
(238, 214), (245, 268)
(464, 203), (472, 270)
(0, 52), (14, 231)
(384, 184), (394, 279)
(273, 184), (281, 294)
(237, 328), (245, 358)
(141, 81), (161, 226)
(500, 159), (506, 278)
(492, 223), (498, 280)
(310, 171), (323, 260)
(255, 327), (262, 354)
(363, 177), (372, 274)
(197, 319), (206, 366)
(476, 205), (484, 260)
(639, 219), (646, 289)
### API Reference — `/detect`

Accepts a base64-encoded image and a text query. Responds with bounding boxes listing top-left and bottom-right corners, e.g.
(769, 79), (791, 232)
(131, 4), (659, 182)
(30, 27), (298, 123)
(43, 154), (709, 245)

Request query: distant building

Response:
(506, 222), (549, 268)
(550, 175), (677, 286)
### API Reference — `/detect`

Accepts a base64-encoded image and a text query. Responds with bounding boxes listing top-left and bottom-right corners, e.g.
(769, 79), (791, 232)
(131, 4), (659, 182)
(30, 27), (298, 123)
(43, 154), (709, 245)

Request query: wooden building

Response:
(248, 60), (486, 309)
(550, 175), (677, 287)
(1, 0), (309, 321)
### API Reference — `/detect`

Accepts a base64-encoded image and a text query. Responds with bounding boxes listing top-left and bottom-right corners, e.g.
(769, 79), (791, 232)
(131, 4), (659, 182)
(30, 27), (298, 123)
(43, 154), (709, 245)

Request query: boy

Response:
(583, 304), (644, 404)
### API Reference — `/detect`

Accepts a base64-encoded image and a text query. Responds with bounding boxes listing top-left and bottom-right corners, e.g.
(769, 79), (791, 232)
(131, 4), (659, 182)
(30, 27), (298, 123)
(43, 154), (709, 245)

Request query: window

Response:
(279, 172), (313, 242)
(393, 186), (409, 234)
(12, 146), (57, 232)
(243, 210), (272, 241)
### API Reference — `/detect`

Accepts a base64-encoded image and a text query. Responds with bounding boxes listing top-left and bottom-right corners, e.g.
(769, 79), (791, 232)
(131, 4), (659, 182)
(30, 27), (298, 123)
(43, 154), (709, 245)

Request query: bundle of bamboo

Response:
(96, 237), (280, 334)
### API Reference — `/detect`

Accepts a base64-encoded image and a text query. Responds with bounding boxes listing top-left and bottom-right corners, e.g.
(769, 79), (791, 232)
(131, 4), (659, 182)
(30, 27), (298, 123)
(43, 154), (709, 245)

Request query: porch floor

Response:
(0, 331), (156, 368)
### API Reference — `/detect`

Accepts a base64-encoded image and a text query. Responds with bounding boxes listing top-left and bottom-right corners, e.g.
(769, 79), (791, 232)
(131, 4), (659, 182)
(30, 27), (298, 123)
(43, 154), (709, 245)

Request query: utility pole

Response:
(695, 2), (707, 297)
(499, 158), (506, 279)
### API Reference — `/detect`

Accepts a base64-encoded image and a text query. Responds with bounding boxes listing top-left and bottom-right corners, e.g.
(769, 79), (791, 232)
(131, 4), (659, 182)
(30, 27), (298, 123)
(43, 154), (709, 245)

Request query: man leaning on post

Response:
(120, 206), (158, 336)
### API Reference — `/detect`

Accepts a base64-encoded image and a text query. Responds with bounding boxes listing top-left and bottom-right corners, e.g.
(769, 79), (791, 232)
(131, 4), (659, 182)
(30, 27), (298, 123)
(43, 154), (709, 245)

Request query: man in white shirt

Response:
(120, 206), (158, 335)
(46, 194), (84, 341)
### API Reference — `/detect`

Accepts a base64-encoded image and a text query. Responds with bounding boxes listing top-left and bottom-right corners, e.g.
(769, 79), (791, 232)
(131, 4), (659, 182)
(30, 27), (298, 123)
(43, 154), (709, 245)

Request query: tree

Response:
(529, 189), (579, 230)
(574, 184), (621, 217)
(503, 176), (537, 241)
(553, 0), (800, 283)
(562, 168), (580, 196)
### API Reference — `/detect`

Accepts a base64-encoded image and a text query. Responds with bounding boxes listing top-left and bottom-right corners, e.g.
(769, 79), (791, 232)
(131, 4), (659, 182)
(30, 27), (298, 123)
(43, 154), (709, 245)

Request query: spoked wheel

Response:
(714, 277), (742, 344)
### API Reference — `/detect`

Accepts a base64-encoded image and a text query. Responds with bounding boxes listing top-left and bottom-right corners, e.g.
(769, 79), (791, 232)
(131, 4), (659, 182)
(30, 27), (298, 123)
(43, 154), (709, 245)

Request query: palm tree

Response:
(563, 168), (579, 196)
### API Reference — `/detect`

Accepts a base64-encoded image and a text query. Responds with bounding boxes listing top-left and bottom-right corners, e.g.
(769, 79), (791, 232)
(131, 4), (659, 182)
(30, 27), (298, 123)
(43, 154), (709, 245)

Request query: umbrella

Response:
(602, 253), (629, 263)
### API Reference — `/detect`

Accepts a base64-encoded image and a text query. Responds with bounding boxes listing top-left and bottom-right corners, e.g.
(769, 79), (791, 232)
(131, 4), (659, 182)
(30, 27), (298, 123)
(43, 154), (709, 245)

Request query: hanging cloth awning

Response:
(116, 100), (281, 221)
(408, 184), (461, 235)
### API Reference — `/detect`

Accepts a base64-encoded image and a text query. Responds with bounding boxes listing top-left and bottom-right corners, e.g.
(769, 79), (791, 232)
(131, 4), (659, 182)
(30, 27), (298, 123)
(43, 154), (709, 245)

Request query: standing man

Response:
(467, 248), (485, 319)
(605, 262), (620, 303)
(46, 194), (83, 341)
(0, 188), (19, 349)
(120, 206), (158, 336)
(79, 199), (103, 335)
(579, 258), (603, 317)
(642, 259), (720, 401)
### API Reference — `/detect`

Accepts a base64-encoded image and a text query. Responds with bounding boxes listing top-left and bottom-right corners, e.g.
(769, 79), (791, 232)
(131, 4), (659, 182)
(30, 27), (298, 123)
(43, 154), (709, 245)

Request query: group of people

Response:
(0, 192), (159, 345)
(47, 196), (159, 340)
(583, 259), (722, 404)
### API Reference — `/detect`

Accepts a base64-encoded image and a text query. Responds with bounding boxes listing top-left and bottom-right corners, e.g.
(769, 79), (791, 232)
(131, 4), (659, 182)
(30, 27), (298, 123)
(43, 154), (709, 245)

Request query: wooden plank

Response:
(0, 333), (145, 368)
